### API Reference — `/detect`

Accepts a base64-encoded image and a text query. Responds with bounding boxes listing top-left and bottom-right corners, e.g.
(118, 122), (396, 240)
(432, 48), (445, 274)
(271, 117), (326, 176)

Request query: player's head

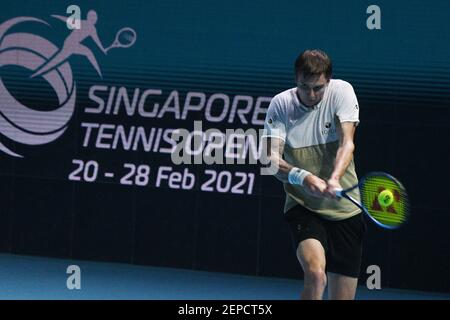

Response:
(294, 49), (332, 107)
(87, 10), (98, 24)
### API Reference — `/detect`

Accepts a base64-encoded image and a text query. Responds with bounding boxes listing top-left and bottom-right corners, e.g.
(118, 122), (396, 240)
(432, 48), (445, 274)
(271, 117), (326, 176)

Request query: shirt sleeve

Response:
(262, 97), (286, 142)
(335, 82), (360, 126)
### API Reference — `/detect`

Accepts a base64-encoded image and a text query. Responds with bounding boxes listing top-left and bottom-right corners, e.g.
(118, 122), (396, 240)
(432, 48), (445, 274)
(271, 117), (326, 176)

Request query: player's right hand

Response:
(303, 175), (327, 197)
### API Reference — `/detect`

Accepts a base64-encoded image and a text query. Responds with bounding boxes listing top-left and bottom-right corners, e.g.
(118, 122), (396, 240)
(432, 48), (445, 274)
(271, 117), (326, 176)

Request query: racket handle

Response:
(335, 188), (343, 198)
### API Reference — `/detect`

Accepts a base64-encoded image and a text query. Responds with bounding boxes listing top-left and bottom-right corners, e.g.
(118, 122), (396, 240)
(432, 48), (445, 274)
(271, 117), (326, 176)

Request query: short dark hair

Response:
(294, 49), (332, 80)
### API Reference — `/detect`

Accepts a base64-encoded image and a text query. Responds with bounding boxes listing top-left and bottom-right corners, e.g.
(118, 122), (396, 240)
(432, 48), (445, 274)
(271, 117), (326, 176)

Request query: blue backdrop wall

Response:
(0, 0), (449, 293)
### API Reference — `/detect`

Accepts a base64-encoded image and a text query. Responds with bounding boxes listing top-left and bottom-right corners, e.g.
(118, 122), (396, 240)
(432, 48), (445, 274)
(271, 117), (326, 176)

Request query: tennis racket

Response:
(105, 27), (137, 52)
(335, 172), (410, 229)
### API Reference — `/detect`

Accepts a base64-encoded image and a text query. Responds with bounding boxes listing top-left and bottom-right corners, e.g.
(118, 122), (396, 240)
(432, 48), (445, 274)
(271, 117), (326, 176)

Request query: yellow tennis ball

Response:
(378, 189), (394, 207)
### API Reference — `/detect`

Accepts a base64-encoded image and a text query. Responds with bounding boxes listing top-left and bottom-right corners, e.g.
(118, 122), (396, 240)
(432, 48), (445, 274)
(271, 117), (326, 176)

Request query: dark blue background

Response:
(1, 0), (449, 293)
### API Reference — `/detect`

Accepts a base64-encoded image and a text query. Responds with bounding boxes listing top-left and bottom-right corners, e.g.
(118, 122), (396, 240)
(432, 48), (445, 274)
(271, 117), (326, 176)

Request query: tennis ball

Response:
(378, 190), (394, 207)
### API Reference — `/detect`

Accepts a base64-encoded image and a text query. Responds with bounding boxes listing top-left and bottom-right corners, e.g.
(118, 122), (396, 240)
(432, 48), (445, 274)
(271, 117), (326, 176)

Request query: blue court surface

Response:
(0, 254), (448, 300)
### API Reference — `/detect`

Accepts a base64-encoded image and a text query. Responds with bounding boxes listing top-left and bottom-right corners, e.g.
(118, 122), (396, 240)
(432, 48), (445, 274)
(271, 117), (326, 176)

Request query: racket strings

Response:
(116, 29), (136, 47)
(360, 175), (409, 227)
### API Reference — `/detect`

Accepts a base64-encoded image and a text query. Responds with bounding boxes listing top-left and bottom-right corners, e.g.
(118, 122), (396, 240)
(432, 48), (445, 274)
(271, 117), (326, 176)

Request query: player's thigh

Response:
(285, 205), (328, 272)
(326, 213), (366, 278)
(296, 238), (326, 272)
(73, 44), (93, 55)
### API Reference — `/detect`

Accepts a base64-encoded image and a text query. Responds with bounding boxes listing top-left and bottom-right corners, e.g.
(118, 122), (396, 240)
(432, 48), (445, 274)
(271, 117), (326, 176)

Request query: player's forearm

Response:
(269, 153), (294, 183)
(51, 15), (68, 22)
(92, 33), (107, 53)
(330, 141), (355, 181)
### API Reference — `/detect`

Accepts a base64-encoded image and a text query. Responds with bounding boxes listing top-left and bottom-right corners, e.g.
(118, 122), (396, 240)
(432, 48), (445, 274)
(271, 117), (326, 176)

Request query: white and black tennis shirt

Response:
(263, 79), (362, 221)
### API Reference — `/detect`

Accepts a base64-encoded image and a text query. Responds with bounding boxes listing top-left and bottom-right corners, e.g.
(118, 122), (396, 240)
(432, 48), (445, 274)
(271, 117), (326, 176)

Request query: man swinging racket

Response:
(263, 49), (366, 300)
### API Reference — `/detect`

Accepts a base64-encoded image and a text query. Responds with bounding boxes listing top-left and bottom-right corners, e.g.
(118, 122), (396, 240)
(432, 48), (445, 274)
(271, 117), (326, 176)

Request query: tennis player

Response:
(263, 49), (366, 300)
(31, 10), (107, 78)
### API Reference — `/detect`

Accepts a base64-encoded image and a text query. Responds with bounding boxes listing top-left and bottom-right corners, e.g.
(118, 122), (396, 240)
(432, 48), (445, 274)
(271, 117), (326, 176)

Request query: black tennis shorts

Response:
(285, 204), (367, 278)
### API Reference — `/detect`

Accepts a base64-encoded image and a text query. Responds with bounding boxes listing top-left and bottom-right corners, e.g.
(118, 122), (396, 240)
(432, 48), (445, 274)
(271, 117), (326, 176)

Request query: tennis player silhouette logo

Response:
(0, 12), (137, 157)
(32, 10), (137, 79)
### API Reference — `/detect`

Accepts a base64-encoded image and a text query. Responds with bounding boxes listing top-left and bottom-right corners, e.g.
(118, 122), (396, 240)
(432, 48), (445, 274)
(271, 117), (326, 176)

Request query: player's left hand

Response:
(324, 178), (342, 198)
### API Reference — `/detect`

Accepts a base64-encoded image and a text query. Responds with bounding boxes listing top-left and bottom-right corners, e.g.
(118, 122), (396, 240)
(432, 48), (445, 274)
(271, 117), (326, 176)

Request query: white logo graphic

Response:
(0, 11), (137, 157)
(66, 264), (81, 290)
(366, 264), (382, 290)
(366, 5), (381, 30)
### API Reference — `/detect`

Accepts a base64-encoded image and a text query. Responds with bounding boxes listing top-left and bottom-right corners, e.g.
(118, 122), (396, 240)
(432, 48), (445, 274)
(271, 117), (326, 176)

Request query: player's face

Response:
(296, 73), (329, 107)
(87, 10), (98, 24)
